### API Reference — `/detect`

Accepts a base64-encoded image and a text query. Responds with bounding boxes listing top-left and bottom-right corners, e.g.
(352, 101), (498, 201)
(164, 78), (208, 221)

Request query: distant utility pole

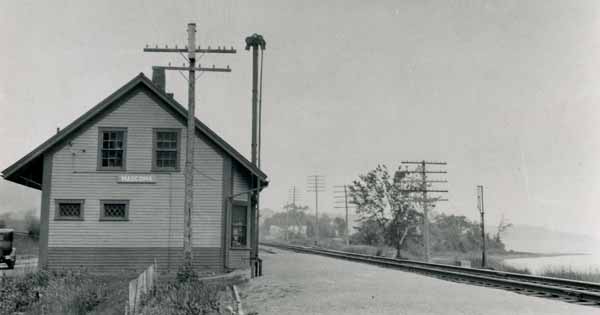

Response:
(477, 185), (486, 268)
(143, 23), (236, 269)
(334, 185), (355, 246)
(307, 175), (325, 246)
(286, 185), (299, 240)
(288, 185), (298, 206)
(401, 161), (448, 262)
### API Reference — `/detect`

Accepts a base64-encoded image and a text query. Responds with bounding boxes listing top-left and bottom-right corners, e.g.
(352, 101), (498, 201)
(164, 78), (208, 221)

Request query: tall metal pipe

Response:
(245, 34), (266, 276)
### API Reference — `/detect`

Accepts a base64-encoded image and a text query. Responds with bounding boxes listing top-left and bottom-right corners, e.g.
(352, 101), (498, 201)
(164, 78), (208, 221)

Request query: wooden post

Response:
(183, 23), (196, 269)
(344, 185), (349, 246)
(421, 160), (431, 262)
(477, 185), (486, 268)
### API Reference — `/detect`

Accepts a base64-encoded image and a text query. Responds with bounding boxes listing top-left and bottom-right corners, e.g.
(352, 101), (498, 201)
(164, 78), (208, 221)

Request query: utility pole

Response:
(401, 161), (448, 262)
(307, 175), (325, 246)
(334, 185), (354, 246)
(286, 185), (304, 239)
(288, 185), (297, 206)
(477, 185), (486, 268)
(286, 186), (299, 241)
(143, 23), (236, 269)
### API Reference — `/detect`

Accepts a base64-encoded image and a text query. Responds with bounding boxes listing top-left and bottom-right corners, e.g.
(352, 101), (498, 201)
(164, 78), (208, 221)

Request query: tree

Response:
(350, 219), (383, 245)
(333, 217), (346, 237)
(261, 203), (311, 240)
(431, 213), (509, 254)
(24, 210), (40, 240)
(348, 165), (424, 258)
(431, 214), (472, 252)
(495, 214), (512, 243)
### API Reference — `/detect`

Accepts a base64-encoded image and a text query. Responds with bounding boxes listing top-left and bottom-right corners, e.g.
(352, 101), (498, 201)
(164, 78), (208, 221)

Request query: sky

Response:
(1, 0), (600, 239)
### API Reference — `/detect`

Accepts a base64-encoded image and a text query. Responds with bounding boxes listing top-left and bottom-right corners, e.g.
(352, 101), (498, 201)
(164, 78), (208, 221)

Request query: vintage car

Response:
(0, 228), (16, 269)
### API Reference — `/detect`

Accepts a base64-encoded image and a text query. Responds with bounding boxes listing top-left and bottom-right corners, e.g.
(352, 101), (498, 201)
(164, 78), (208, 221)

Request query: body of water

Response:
(504, 253), (600, 274)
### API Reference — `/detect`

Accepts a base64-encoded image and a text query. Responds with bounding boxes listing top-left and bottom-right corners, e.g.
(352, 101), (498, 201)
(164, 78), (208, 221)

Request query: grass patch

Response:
(139, 267), (235, 315)
(474, 256), (530, 274)
(14, 234), (39, 259)
(0, 269), (131, 315)
(539, 266), (600, 283)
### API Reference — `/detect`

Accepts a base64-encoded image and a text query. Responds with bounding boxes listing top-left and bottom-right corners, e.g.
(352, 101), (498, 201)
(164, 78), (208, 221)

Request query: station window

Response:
(98, 128), (127, 170)
(100, 200), (129, 221)
(153, 129), (180, 171)
(55, 199), (84, 220)
(231, 204), (248, 248)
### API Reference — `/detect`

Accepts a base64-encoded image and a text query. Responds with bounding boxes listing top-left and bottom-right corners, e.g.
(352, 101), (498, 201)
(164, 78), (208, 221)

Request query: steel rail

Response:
(318, 246), (600, 292)
(261, 242), (600, 307)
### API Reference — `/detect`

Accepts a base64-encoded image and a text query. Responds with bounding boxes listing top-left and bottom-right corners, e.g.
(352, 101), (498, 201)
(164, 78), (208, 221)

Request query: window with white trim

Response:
(153, 129), (180, 171)
(98, 128), (127, 170)
(231, 204), (248, 247)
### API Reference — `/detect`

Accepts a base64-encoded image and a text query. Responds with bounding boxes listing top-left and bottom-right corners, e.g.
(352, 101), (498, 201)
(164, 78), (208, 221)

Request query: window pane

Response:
(232, 226), (247, 247)
(59, 203), (81, 218)
(100, 130), (125, 168)
(103, 203), (126, 218)
(155, 131), (178, 169)
(157, 151), (176, 168)
(232, 205), (247, 226)
(232, 205), (247, 246)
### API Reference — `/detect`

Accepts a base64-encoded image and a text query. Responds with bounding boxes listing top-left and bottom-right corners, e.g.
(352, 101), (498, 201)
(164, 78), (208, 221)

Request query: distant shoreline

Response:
(497, 251), (590, 260)
(432, 251), (590, 262)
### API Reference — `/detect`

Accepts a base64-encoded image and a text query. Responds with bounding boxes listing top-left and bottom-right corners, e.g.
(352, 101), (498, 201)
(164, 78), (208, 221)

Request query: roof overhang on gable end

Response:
(2, 73), (268, 190)
(3, 156), (44, 190)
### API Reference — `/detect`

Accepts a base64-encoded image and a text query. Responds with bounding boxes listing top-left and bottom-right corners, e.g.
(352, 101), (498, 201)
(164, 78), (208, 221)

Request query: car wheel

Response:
(7, 261), (14, 270)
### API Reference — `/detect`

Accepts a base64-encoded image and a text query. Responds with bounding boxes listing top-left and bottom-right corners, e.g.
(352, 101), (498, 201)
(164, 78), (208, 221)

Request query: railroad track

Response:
(261, 242), (600, 308)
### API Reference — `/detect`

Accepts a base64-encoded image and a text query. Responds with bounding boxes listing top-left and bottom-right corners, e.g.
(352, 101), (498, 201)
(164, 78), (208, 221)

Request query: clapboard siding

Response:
(49, 88), (224, 251)
(47, 247), (222, 273)
(232, 163), (251, 202)
(228, 250), (250, 269)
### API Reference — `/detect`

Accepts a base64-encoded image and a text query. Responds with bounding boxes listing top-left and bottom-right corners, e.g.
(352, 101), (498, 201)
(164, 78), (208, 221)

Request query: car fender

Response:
(9, 247), (16, 259)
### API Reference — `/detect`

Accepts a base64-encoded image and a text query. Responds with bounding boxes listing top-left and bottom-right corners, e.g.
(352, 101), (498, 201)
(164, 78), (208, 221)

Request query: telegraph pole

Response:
(401, 161), (448, 262)
(143, 23), (236, 269)
(334, 185), (354, 246)
(307, 175), (325, 245)
(286, 186), (299, 240)
(288, 185), (297, 206)
(477, 185), (486, 268)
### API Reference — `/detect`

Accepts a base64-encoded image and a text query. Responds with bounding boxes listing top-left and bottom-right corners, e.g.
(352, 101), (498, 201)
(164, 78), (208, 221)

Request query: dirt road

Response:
(240, 247), (599, 315)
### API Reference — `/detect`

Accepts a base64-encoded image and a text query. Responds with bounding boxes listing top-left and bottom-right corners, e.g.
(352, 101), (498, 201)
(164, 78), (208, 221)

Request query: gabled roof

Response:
(2, 73), (267, 189)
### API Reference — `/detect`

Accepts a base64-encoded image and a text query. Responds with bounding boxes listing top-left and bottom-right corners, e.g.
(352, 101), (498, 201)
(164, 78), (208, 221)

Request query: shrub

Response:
(140, 275), (228, 315)
(0, 270), (49, 314)
(540, 266), (600, 283)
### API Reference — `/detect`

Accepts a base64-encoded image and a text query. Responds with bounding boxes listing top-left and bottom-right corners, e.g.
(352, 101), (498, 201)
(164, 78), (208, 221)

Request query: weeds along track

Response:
(261, 242), (600, 308)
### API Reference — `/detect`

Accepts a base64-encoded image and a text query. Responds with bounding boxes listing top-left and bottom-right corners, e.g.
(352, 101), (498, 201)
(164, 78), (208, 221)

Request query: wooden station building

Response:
(1, 72), (268, 272)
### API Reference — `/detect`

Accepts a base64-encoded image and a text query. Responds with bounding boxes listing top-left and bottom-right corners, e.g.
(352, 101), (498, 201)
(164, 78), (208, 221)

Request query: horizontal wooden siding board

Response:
(47, 247), (222, 272)
(49, 88), (224, 250)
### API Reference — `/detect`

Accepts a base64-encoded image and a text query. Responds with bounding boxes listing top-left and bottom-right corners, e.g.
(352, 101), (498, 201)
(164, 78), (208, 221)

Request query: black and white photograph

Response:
(1, 1), (600, 314)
